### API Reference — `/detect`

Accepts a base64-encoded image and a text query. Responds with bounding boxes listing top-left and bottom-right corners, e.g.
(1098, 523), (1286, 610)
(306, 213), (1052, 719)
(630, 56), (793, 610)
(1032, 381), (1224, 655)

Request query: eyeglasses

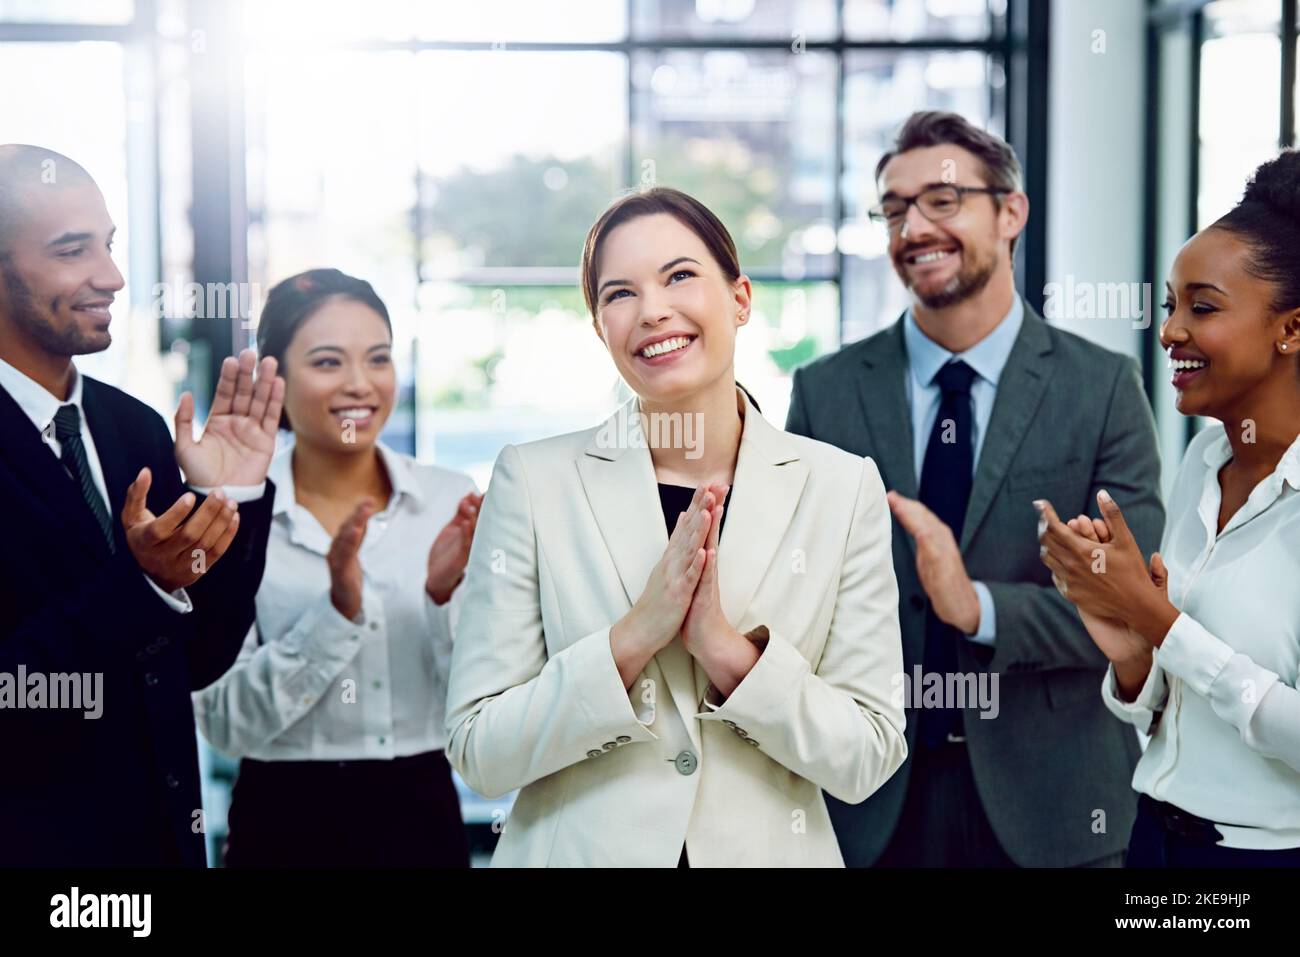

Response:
(868, 185), (1010, 230)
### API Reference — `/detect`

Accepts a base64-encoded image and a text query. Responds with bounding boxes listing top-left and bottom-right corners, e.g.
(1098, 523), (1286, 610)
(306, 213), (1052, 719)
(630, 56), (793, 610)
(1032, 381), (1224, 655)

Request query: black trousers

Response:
(1125, 793), (1300, 868)
(876, 738), (1016, 867)
(223, 749), (469, 868)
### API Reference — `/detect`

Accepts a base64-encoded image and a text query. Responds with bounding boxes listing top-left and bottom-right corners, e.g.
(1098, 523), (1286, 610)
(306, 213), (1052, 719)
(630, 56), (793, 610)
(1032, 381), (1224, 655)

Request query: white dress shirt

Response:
(194, 441), (477, 762)
(902, 295), (1025, 644)
(0, 355), (244, 614)
(1102, 422), (1300, 849)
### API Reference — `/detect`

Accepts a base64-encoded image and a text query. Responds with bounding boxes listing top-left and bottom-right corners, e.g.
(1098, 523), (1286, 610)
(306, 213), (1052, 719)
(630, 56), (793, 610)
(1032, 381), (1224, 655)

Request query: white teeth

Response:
(1168, 358), (1208, 371)
(334, 408), (373, 418)
(641, 336), (692, 359)
(911, 250), (954, 264)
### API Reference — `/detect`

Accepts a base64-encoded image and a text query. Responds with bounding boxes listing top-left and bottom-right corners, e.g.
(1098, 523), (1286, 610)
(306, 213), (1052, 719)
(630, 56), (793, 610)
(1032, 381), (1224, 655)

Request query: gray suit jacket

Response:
(786, 303), (1164, 867)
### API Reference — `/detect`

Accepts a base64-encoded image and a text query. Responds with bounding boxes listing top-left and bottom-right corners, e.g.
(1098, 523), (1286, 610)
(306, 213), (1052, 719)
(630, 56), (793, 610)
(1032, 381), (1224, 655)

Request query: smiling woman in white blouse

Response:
(193, 269), (481, 867)
(1038, 151), (1300, 867)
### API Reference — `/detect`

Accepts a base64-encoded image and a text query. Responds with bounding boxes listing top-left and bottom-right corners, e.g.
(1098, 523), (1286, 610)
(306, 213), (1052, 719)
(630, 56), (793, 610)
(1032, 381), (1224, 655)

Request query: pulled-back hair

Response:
(255, 268), (392, 430)
(578, 187), (760, 412)
(580, 187), (740, 320)
(1211, 149), (1300, 315)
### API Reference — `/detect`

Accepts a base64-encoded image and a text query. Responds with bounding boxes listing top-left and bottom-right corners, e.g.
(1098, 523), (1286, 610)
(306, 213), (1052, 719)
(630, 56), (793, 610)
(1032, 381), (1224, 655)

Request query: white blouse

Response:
(194, 442), (477, 761)
(1102, 422), (1300, 849)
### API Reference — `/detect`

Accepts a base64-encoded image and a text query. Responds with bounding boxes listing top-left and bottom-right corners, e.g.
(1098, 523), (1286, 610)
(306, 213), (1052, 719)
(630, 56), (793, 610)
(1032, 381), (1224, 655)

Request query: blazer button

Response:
(586, 749), (603, 759)
(616, 736), (631, 744)
(602, 741), (617, 750)
(745, 738), (760, 747)
(721, 719), (737, 728)
(674, 751), (698, 775)
(735, 728), (749, 738)
(165, 773), (179, 789)
(910, 594), (924, 611)
(144, 672), (159, 687)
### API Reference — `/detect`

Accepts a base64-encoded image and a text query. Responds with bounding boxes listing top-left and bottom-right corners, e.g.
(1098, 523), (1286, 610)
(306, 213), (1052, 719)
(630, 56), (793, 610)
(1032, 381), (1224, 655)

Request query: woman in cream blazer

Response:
(445, 188), (907, 867)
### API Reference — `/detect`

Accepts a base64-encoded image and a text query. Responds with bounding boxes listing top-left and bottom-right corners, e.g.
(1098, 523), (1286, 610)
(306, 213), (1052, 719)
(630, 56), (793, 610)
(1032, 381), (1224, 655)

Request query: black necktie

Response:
(917, 360), (976, 747)
(53, 403), (116, 554)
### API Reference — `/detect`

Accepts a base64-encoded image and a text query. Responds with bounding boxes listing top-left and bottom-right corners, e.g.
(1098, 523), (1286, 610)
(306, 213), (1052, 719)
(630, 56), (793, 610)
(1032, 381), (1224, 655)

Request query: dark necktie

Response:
(53, 403), (116, 554)
(917, 359), (977, 747)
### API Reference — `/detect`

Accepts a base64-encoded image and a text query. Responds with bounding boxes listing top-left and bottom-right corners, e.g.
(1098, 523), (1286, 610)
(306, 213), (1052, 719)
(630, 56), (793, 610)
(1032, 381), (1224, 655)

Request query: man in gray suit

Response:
(786, 111), (1163, 867)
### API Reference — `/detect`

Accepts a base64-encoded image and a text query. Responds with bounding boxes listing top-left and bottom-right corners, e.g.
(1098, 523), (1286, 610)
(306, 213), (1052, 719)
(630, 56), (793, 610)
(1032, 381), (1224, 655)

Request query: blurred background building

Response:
(3, 0), (1295, 864)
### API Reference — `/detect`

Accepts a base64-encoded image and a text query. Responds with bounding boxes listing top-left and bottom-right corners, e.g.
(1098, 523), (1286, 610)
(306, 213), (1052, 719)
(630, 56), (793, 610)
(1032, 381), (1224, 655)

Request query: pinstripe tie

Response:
(53, 403), (116, 554)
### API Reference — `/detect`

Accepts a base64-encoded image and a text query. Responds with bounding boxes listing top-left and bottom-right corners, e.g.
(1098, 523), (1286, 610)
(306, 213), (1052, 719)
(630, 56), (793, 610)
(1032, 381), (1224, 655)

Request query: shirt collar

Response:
(1285, 437), (1300, 491)
(269, 438), (424, 518)
(0, 355), (84, 436)
(903, 295), (1025, 390)
(1201, 423), (1300, 492)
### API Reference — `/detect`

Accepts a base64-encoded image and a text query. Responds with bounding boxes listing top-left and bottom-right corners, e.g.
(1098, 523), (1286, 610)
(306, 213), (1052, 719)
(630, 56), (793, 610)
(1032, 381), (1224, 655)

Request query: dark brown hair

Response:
(578, 187), (760, 412)
(874, 110), (1024, 256)
(580, 186), (741, 320)
(255, 268), (392, 430)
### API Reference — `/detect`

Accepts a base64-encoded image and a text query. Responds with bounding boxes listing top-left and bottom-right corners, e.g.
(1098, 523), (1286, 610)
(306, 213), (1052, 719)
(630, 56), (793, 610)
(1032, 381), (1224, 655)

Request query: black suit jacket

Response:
(787, 304), (1164, 867)
(0, 374), (272, 867)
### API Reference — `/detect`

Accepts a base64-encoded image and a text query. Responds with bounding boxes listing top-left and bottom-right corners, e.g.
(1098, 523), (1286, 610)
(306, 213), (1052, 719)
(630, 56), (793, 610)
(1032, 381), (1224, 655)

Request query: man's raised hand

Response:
(174, 348), (285, 488)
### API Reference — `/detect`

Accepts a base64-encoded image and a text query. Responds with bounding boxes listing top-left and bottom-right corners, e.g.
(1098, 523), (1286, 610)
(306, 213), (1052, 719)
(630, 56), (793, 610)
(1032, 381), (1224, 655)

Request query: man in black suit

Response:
(786, 113), (1164, 867)
(0, 145), (283, 866)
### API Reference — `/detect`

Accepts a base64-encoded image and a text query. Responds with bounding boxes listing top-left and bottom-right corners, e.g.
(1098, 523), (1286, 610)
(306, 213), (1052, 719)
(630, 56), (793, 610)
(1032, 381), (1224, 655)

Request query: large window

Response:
(2, 0), (1030, 865)
(1143, 0), (1296, 476)
(234, 0), (1016, 485)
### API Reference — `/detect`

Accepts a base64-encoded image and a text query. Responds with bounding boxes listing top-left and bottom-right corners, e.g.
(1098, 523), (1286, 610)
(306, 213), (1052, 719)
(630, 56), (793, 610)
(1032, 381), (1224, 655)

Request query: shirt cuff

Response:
(145, 574), (193, 614)
(1158, 611), (1279, 733)
(188, 482), (267, 503)
(289, 589), (374, 658)
(1100, 657), (1166, 734)
(425, 588), (456, 694)
(1156, 611), (1234, 697)
(966, 580), (997, 645)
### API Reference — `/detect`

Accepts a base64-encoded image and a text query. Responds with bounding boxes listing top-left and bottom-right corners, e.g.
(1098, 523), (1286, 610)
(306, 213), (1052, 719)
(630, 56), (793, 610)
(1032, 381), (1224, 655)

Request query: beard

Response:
(900, 243), (998, 310)
(0, 259), (110, 356)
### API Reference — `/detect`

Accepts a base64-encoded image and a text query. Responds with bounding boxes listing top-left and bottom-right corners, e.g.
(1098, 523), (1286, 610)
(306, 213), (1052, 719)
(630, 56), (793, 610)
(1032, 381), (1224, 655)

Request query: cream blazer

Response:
(445, 389), (907, 867)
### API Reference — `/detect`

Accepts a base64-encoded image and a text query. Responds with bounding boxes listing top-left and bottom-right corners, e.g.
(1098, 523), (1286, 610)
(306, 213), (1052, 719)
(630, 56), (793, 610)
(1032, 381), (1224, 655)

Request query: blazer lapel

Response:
(576, 399), (667, 609)
(855, 319), (917, 563)
(575, 393), (809, 751)
(0, 380), (113, 562)
(959, 307), (1054, 551)
(716, 394), (809, 628)
(81, 377), (134, 556)
(576, 401), (705, 746)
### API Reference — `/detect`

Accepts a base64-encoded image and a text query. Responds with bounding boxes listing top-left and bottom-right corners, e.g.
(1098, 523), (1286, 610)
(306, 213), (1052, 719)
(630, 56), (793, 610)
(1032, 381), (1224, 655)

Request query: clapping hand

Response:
(1037, 491), (1178, 646)
(122, 467), (241, 592)
(426, 492), (483, 605)
(175, 349), (285, 488)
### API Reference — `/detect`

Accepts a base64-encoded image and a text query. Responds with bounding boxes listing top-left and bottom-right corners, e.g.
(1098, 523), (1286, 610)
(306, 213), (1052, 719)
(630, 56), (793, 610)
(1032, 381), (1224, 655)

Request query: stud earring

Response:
(1283, 343), (1290, 351)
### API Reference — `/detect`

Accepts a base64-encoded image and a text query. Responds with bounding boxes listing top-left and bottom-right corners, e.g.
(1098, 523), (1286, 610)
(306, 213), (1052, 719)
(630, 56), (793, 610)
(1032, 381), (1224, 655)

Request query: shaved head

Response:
(0, 145), (96, 260)
(0, 144), (122, 379)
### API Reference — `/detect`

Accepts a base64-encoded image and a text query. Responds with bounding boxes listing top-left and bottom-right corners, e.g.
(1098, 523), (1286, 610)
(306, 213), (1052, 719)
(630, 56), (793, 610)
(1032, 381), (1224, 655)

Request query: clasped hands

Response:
(612, 484), (760, 700)
(122, 349), (284, 593)
(1035, 490), (1180, 670)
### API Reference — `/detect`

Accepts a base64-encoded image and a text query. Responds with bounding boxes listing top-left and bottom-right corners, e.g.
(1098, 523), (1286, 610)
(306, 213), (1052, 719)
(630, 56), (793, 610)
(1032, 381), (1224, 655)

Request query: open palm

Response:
(175, 349), (285, 488)
(426, 492), (483, 603)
